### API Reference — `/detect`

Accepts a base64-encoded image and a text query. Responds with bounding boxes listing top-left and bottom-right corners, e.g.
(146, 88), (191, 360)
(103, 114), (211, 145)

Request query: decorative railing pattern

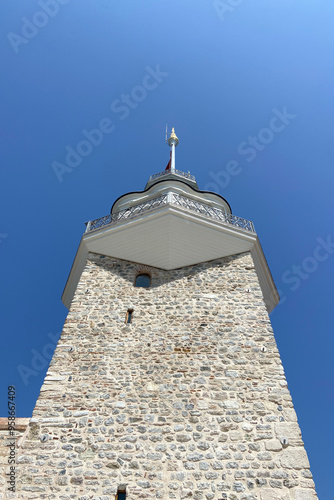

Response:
(86, 195), (168, 232)
(148, 169), (196, 182)
(86, 193), (255, 233)
(171, 194), (255, 232)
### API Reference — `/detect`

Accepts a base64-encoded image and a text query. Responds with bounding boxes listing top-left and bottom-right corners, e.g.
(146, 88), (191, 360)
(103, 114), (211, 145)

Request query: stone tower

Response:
(16, 129), (318, 500)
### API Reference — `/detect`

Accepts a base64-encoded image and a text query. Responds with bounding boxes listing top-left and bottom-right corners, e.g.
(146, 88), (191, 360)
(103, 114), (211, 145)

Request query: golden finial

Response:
(168, 127), (179, 147)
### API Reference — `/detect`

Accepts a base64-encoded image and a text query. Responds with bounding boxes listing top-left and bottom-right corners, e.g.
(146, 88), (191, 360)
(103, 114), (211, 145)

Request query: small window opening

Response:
(135, 273), (151, 288)
(116, 489), (126, 500)
(126, 309), (133, 324)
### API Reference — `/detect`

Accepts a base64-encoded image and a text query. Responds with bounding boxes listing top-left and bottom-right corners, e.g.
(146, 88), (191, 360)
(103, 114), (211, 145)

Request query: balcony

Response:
(148, 169), (196, 183)
(85, 193), (255, 234)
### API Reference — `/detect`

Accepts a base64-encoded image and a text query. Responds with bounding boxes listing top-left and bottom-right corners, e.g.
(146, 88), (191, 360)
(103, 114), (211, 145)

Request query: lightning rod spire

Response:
(167, 127), (179, 172)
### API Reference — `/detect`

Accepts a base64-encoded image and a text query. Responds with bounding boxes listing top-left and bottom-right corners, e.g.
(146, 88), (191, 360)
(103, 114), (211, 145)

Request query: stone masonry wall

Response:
(15, 252), (318, 500)
(0, 418), (30, 499)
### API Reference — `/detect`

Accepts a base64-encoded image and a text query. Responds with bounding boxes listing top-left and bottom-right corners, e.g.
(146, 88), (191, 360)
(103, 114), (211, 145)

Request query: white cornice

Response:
(62, 204), (279, 313)
(112, 179), (231, 214)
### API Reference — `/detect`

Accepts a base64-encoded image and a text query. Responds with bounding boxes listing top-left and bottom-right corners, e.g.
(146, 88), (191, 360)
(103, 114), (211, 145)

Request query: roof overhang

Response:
(62, 205), (279, 313)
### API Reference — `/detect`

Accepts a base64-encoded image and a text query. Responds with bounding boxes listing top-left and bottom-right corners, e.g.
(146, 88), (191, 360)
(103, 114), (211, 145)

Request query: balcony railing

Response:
(85, 193), (255, 233)
(148, 169), (196, 183)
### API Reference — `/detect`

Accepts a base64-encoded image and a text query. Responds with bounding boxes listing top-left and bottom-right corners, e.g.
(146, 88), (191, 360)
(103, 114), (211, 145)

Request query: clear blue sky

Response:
(1, 1), (333, 498)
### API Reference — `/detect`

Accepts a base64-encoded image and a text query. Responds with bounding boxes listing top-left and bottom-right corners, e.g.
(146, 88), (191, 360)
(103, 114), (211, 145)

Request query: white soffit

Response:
(62, 206), (279, 312)
(85, 208), (254, 269)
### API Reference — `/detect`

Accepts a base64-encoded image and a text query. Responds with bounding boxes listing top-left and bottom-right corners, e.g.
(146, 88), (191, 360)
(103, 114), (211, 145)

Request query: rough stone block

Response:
(265, 439), (282, 452)
(280, 448), (310, 469)
(259, 490), (290, 500)
(291, 489), (318, 500)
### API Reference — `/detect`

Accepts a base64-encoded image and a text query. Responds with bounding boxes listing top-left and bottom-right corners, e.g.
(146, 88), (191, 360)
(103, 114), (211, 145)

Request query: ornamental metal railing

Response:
(86, 194), (168, 232)
(85, 193), (255, 233)
(148, 169), (196, 182)
(170, 194), (255, 232)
